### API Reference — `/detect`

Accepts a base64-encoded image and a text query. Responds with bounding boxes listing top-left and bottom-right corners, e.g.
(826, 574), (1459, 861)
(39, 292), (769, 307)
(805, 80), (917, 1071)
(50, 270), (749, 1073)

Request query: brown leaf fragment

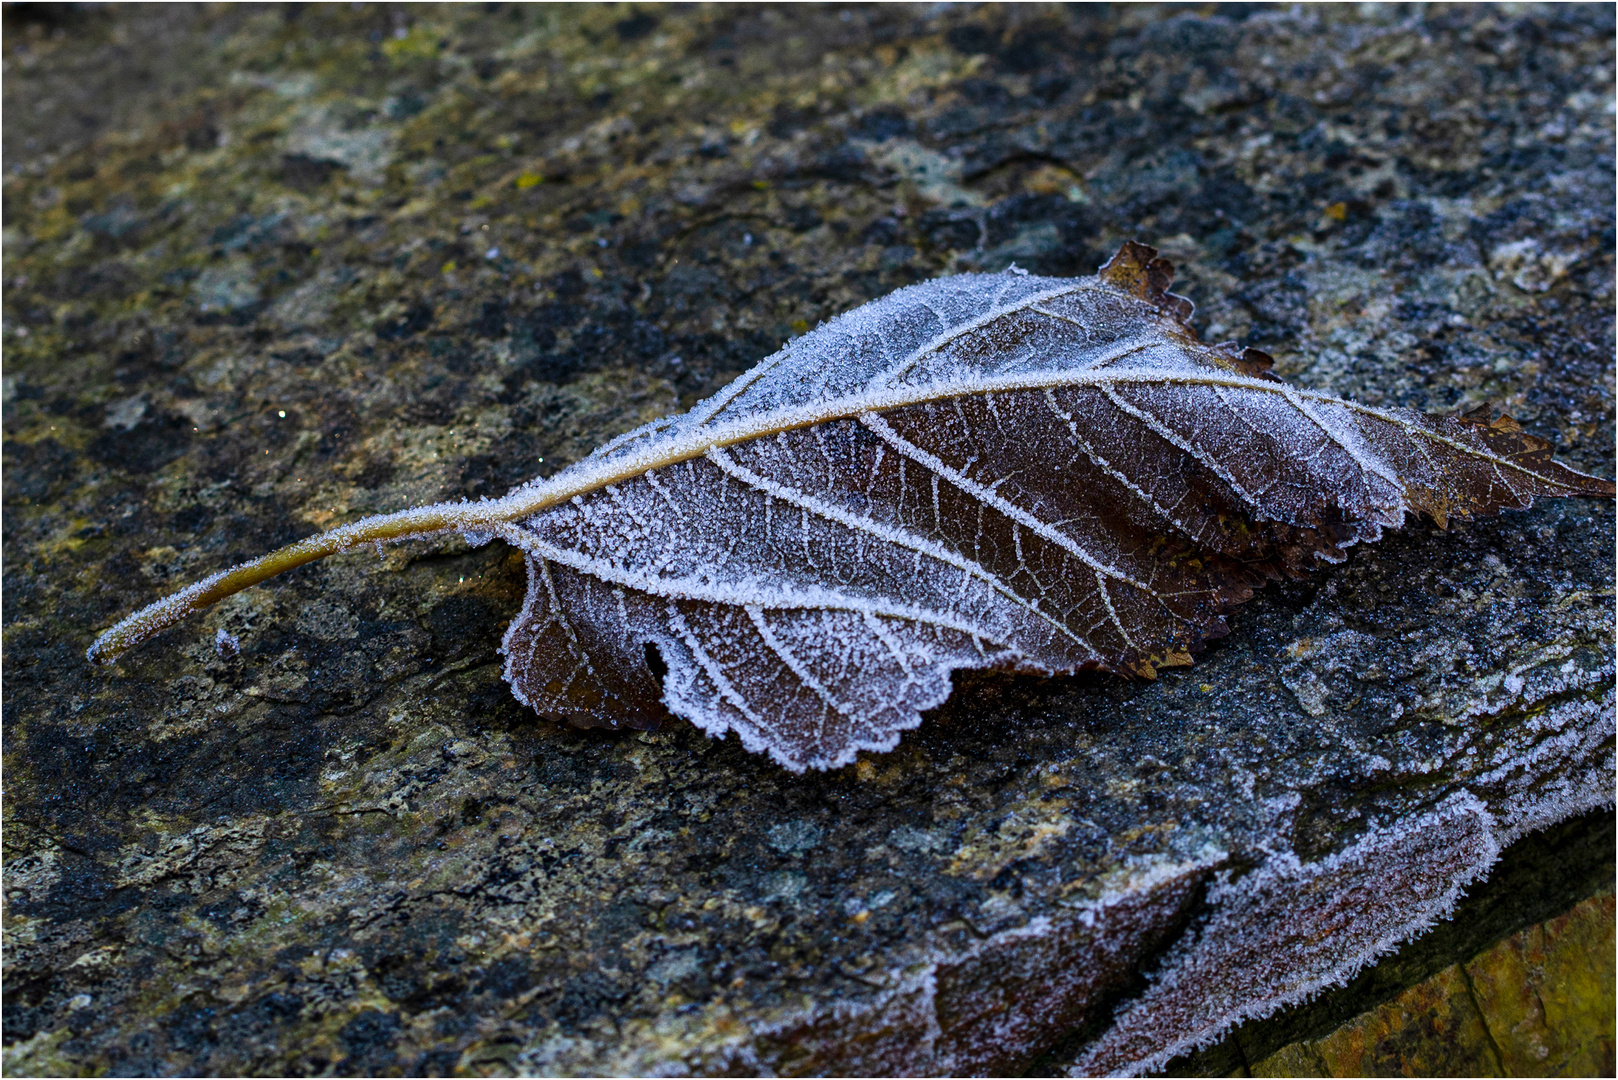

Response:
(1210, 341), (1284, 383)
(500, 558), (666, 731)
(88, 244), (1616, 772)
(1098, 239), (1195, 322)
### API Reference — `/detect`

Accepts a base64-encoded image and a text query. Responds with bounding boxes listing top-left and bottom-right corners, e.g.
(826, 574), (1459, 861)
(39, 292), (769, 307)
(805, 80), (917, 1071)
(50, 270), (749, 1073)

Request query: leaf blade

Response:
(499, 247), (1613, 769)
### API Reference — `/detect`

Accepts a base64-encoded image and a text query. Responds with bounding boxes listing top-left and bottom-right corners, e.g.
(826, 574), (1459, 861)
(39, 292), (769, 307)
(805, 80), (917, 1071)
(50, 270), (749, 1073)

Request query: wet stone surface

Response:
(3, 4), (1613, 1076)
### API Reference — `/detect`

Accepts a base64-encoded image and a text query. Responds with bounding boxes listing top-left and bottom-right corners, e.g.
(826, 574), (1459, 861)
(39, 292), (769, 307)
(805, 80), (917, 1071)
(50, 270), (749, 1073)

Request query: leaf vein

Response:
(704, 446), (1093, 651)
(860, 412), (1155, 593)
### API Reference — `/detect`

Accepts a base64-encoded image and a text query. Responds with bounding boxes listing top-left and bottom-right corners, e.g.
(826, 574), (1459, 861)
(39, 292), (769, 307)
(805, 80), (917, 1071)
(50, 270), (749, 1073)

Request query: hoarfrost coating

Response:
(88, 244), (1614, 771)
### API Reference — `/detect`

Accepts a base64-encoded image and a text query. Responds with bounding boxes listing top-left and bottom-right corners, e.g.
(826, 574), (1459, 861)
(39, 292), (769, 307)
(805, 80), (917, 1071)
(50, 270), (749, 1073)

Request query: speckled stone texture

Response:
(3, 4), (1612, 1077)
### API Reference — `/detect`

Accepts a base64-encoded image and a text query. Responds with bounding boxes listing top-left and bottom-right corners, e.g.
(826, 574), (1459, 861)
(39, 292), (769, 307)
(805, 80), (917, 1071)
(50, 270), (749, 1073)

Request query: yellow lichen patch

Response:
(1, 1027), (74, 1077)
(1465, 892), (1617, 1075)
(1021, 162), (1087, 199)
(947, 800), (1074, 881)
(381, 24), (444, 63)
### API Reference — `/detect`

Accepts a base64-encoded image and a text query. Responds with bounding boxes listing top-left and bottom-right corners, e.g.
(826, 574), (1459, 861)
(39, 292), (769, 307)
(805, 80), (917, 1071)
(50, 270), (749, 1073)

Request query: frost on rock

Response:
(1073, 794), (1503, 1076)
(1053, 618), (1617, 1076)
(212, 627), (240, 659)
(506, 628), (1612, 1079)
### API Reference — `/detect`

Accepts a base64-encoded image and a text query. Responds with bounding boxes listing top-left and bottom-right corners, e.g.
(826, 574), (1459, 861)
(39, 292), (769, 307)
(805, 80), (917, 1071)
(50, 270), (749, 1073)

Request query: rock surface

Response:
(3, 4), (1612, 1076)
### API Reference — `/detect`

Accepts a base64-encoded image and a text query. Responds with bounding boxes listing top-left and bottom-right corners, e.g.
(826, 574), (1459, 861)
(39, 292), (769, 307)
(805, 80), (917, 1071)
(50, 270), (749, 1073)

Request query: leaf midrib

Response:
(487, 368), (1572, 528)
(83, 361), (1582, 662)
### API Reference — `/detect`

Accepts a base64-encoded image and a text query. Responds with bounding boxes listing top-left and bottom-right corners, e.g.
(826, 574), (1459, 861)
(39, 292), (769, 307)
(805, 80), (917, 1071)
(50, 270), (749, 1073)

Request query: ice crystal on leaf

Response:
(89, 243), (1615, 771)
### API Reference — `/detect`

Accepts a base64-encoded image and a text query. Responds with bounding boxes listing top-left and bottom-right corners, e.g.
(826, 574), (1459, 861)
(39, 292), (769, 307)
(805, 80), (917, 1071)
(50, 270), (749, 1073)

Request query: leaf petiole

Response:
(86, 499), (527, 664)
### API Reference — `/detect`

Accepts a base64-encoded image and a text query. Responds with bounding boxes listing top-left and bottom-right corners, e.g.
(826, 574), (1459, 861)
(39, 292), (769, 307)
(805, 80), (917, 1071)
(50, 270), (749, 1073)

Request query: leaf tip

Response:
(1099, 241), (1195, 323)
(1451, 406), (1617, 500)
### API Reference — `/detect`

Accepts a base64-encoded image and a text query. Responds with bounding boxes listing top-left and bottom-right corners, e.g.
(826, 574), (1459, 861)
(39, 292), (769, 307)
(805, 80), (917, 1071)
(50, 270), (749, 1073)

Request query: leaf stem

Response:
(85, 493), (573, 663)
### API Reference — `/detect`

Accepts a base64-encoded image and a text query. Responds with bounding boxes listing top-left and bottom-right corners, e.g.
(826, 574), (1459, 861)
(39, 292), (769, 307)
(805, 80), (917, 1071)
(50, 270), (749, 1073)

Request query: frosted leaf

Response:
(492, 242), (1613, 769)
(89, 242), (1615, 771)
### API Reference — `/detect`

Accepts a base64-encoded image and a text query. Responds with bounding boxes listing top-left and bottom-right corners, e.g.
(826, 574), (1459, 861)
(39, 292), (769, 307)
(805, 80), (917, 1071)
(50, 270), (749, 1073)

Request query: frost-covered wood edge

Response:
(498, 661), (1612, 1076)
(1072, 769), (1613, 1076)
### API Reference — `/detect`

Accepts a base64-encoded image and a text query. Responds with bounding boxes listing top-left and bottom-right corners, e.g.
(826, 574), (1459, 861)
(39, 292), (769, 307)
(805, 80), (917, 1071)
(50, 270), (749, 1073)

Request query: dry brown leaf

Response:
(90, 243), (1615, 771)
